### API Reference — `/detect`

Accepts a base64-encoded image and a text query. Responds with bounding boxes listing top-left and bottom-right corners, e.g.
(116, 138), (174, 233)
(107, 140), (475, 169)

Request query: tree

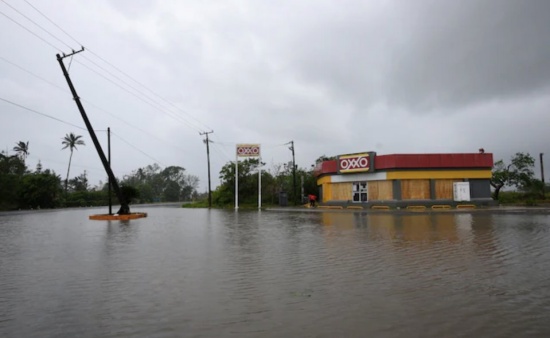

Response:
(61, 133), (85, 193)
(215, 158), (273, 206)
(13, 141), (29, 160)
(18, 170), (62, 209)
(120, 163), (199, 203)
(68, 171), (89, 192)
(0, 151), (26, 175)
(491, 152), (535, 200)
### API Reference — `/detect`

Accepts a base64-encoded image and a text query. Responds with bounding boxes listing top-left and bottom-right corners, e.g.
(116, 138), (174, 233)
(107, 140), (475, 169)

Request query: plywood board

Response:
(330, 182), (353, 201)
(435, 179), (461, 199)
(401, 179), (430, 200)
(367, 180), (393, 201)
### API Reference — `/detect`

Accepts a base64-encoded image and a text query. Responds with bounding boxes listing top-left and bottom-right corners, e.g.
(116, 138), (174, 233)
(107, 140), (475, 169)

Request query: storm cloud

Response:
(1, 0), (549, 189)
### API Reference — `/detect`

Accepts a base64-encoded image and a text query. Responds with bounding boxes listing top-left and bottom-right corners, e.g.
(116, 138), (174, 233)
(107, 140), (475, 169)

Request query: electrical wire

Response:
(0, 55), (189, 153)
(0, 7), (63, 51)
(74, 59), (204, 133)
(1, 0), (73, 50)
(110, 131), (165, 166)
(2, 2), (208, 134)
(23, 0), (82, 46)
(20, 0), (213, 133)
(0, 96), (87, 131)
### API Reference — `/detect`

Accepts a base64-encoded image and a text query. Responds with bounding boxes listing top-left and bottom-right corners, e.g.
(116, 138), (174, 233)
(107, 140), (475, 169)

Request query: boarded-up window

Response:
(368, 181), (393, 201)
(401, 179), (430, 200)
(329, 182), (353, 201)
(435, 179), (461, 199)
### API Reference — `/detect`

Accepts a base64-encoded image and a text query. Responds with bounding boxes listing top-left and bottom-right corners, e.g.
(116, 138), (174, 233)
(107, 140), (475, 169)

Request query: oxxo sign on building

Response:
(236, 144), (261, 157)
(337, 152), (375, 174)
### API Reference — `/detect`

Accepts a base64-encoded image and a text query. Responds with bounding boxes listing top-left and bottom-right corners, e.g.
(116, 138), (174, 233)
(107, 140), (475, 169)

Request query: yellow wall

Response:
(317, 176), (332, 185)
(387, 170), (491, 180)
(322, 183), (331, 203)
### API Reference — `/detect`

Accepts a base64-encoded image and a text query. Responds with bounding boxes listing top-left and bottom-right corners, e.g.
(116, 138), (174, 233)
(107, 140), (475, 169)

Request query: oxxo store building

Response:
(313, 152), (495, 208)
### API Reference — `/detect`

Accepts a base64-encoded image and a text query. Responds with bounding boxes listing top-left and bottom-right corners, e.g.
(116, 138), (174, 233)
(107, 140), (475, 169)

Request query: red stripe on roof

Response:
(375, 153), (493, 169)
(314, 153), (493, 177)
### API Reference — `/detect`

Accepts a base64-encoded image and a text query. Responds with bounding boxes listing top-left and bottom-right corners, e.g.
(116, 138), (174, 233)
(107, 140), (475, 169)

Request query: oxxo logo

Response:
(339, 154), (370, 172)
(236, 144), (260, 157)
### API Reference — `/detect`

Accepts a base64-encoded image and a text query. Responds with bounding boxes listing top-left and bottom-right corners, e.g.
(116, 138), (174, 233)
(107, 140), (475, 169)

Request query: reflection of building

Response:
(314, 152), (494, 208)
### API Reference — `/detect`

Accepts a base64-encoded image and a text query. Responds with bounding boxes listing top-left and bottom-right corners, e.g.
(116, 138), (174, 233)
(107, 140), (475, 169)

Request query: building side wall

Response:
(470, 179), (492, 199)
(317, 170), (493, 204)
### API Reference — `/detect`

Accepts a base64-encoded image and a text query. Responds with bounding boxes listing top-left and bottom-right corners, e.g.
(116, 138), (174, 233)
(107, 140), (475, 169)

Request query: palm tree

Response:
(13, 141), (29, 159)
(62, 133), (85, 192)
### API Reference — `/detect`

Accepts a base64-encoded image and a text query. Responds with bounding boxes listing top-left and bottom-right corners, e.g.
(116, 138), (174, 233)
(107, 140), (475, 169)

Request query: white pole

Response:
(235, 148), (239, 210)
(258, 156), (262, 210)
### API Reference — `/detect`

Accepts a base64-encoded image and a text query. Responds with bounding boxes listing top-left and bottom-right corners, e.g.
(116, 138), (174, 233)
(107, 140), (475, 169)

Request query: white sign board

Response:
(453, 182), (471, 202)
(236, 144), (260, 157)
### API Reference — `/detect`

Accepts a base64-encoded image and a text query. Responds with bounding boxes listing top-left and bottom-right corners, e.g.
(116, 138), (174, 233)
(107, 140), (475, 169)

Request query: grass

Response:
(497, 191), (550, 206)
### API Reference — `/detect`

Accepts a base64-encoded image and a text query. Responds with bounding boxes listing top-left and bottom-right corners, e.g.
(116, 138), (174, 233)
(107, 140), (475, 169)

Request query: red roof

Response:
(314, 153), (493, 177)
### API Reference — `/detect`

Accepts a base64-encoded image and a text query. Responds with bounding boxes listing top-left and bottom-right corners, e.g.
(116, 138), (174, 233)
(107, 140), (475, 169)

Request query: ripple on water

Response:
(1, 209), (550, 337)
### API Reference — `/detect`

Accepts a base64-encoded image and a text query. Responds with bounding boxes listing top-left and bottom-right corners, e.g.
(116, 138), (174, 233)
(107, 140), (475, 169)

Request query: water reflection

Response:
(1, 208), (550, 337)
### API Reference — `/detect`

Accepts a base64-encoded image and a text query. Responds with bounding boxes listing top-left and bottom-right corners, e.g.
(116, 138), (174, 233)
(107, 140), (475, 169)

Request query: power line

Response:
(23, 0), (83, 46)
(84, 47), (214, 133)
(74, 59), (204, 133)
(1, 0), (73, 50)
(77, 55), (207, 132)
(20, 0), (213, 133)
(0, 55), (189, 153)
(0, 7), (63, 51)
(2, 2), (208, 134)
(0, 96), (87, 131)
(110, 131), (165, 166)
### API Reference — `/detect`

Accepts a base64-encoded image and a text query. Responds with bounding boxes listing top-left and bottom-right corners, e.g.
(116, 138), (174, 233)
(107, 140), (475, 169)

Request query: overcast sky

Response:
(1, 0), (549, 191)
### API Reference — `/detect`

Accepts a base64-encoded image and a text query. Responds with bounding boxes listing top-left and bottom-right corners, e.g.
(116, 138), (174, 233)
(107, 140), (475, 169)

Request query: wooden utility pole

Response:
(541, 153), (545, 199)
(288, 141), (297, 205)
(57, 48), (129, 214)
(200, 130), (214, 208)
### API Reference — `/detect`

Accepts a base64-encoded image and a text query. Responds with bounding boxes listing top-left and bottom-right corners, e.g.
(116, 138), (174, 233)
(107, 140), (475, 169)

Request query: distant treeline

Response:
(1, 141), (199, 211)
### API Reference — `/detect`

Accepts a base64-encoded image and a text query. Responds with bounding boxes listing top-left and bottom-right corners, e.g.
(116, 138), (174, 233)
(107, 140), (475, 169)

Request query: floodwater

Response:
(1, 207), (550, 337)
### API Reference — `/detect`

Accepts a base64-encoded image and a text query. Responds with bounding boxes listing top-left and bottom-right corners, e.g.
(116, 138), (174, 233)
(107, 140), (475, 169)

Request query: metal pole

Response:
(108, 127), (112, 215)
(56, 49), (129, 214)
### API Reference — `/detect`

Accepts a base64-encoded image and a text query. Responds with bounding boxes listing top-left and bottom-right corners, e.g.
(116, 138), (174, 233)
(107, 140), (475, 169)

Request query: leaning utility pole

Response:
(57, 48), (129, 214)
(108, 127), (112, 215)
(288, 141), (297, 205)
(200, 130), (214, 208)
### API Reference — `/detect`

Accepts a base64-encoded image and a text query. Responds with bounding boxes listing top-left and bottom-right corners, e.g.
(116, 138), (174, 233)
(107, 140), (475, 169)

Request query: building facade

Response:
(314, 152), (495, 208)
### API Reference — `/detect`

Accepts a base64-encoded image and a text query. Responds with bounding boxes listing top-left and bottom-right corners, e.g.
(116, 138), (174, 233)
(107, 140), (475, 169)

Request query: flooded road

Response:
(1, 208), (550, 337)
